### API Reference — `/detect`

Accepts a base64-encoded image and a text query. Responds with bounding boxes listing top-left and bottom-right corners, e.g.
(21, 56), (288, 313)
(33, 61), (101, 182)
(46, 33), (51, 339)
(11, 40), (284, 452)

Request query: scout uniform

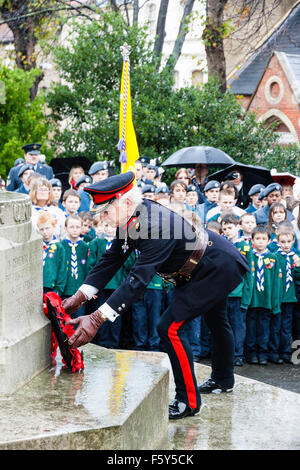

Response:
(271, 248), (300, 362)
(61, 238), (89, 317)
(42, 238), (67, 296)
(227, 238), (254, 364)
(87, 235), (135, 348)
(72, 172), (249, 419)
(245, 249), (281, 364)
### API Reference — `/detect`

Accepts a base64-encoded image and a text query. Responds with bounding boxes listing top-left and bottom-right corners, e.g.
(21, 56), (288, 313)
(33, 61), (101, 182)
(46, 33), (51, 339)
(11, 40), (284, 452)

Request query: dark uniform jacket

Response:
(84, 199), (249, 322)
(6, 163), (54, 191)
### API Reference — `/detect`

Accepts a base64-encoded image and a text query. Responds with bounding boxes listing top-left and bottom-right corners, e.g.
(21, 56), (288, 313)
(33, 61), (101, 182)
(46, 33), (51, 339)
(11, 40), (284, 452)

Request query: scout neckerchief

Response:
(66, 238), (81, 279)
(277, 248), (295, 292)
(252, 249), (269, 292)
(43, 236), (57, 266)
(103, 234), (114, 251)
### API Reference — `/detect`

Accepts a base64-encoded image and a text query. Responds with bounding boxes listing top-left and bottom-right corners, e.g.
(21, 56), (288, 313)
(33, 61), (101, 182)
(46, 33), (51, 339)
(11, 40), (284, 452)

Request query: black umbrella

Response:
(162, 146), (235, 168)
(208, 162), (273, 188)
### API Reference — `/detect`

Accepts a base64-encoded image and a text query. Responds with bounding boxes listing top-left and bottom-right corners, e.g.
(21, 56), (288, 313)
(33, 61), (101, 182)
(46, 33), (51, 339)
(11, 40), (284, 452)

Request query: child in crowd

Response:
(197, 180), (221, 224)
(185, 184), (202, 218)
(245, 225), (281, 365)
(206, 220), (222, 235)
(239, 212), (256, 243)
(61, 215), (89, 318)
(88, 218), (135, 348)
(50, 178), (63, 209)
(246, 184), (265, 213)
(68, 165), (85, 190)
(62, 189), (81, 218)
(169, 180), (187, 212)
(270, 226), (300, 363)
(205, 189), (245, 225)
(221, 214), (254, 366)
(79, 211), (95, 243)
(37, 213), (66, 296)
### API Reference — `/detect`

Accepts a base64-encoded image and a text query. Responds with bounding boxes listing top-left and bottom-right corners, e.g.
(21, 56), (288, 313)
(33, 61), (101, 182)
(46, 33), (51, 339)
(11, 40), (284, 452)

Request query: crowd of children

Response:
(6, 156), (300, 366)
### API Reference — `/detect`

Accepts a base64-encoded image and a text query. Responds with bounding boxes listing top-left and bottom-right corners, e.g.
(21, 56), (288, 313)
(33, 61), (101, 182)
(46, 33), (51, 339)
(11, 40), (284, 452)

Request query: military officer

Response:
(62, 172), (249, 420)
(6, 144), (53, 191)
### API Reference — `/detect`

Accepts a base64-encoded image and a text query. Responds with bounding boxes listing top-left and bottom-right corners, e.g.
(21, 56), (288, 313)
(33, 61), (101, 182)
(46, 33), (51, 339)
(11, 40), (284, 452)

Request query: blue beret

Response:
(264, 183), (282, 197)
(88, 161), (109, 175)
(18, 163), (34, 178)
(248, 184), (265, 196)
(138, 156), (151, 166)
(84, 171), (135, 214)
(141, 184), (156, 194)
(50, 178), (62, 188)
(204, 180), (221, 192)
(187, 184), (198, 193)
(137, 178), (155, 187)
(155, 186), (170, 194)
(75, 175), (92, 188)
(14, 158), (25, 167)
(22, 143), (41, 154)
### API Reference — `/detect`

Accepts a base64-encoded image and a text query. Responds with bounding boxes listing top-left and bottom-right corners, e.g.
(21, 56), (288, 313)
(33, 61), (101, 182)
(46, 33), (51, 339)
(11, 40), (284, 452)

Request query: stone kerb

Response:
(0, 192), (51, 396)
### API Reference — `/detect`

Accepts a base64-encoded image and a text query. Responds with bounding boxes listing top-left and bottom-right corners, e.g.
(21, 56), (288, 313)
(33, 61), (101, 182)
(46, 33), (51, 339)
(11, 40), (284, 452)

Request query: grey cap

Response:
(88, 161), (108, 175)
(204, 180), (221, 192)
(248, 184), (265, 196)
(18, 163), (34, 178)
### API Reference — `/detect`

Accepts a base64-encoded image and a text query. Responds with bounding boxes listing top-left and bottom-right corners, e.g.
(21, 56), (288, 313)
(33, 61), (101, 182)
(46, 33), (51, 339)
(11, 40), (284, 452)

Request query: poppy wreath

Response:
(43, 292), (84, 373)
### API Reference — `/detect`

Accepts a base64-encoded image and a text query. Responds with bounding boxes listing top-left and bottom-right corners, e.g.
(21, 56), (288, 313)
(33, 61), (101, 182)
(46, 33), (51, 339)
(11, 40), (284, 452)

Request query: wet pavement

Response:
(198, 357), (300, 394)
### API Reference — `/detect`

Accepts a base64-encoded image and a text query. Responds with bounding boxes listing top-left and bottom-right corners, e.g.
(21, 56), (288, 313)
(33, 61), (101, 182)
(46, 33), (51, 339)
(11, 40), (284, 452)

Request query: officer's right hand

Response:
(68, 310), (107, 349)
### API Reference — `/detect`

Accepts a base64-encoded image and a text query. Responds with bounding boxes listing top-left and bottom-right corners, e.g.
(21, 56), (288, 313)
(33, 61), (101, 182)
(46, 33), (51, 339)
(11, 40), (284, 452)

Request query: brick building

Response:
(228, 2), (300, 146)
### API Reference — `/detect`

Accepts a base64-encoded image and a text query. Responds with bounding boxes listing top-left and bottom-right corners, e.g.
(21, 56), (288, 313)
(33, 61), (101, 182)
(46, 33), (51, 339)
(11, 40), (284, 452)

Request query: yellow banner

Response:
(119, 60), (139, 174)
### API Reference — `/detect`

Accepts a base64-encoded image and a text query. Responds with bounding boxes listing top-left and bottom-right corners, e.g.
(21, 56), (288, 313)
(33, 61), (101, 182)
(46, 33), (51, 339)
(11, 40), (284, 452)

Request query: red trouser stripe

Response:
(168, 320), (197, 409)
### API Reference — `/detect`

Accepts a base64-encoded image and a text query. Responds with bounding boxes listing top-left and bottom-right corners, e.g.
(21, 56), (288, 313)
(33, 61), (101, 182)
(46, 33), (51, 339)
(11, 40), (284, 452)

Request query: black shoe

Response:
(168, 399), (200, 420)
(198, 378), (233, 394)
(258, 358), (268, 365)
(246, 357), (259, 364)
(193, 355), (202, 363)
(269, 357), (284, 364)
(281, 357), (294, 364)
(234, 357), (244, 367)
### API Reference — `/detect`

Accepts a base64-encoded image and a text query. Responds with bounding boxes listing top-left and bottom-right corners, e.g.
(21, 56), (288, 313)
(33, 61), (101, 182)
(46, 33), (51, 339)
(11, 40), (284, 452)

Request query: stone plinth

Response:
(0, 192), (51, 396)
(0, 346), (169, 450)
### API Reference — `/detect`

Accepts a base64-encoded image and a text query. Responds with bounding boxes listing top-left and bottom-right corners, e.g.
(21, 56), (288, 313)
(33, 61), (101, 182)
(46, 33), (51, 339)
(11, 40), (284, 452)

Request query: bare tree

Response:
(0, 0), (103, 99)
(152, 0), (169, 67)
(166, 0), (196, 69)
(202, 0), (228, 93)
(202, 0), (289, 92)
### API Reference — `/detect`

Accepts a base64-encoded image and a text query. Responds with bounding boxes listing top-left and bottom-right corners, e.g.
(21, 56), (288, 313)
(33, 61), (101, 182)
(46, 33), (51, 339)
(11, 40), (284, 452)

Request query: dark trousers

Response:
(157, 298), (234, 408)
(293, 302), (300, 340)
(132, 289), (162, 351)
(272, 302), (295, 359)
(227, 297), (247, 358)
(87, 290), (122, 349)
(183, 316), (201, 356)
(246, 308), (271, 361)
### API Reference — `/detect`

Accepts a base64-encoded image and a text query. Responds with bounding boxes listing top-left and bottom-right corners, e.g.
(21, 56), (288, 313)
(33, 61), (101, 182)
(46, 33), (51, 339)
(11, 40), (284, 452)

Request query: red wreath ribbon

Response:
(43, 292), (84, 373)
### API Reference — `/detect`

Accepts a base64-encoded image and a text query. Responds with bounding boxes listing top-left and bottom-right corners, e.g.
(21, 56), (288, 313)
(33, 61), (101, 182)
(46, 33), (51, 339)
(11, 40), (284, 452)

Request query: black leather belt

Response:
(159, 229), (209, 287)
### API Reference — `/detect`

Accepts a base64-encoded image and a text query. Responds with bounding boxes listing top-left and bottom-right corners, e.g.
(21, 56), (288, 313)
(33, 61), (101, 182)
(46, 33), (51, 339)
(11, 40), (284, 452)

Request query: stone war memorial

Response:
(0, 192), (169, 450)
